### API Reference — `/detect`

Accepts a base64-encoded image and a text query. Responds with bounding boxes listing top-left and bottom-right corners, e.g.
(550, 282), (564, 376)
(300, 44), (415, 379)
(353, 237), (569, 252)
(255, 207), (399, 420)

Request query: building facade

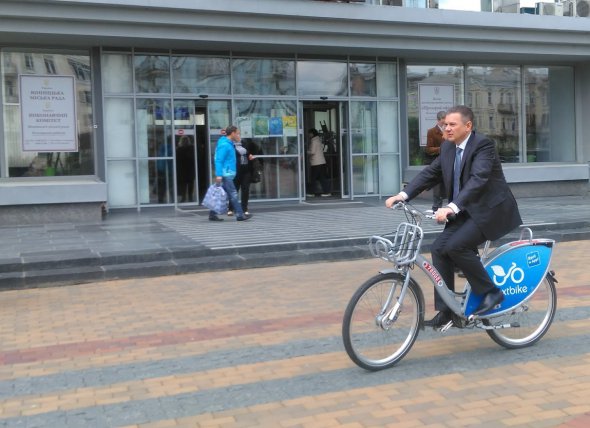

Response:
(1, 0), (589, 222)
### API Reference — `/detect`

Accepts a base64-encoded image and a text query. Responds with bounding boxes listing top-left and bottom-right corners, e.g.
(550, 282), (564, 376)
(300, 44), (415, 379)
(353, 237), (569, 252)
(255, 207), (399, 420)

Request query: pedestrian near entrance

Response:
(386, 105), (522, 328)
(227, 138), (254, 217)
(306, 128), (330, 197)
(425, 110), (447, 211)
(209, 126), (252, 222)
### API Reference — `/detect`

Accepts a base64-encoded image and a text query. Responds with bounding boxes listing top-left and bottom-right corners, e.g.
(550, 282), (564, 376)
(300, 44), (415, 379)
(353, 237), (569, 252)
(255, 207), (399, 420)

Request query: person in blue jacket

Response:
(209, 125), (252, 222)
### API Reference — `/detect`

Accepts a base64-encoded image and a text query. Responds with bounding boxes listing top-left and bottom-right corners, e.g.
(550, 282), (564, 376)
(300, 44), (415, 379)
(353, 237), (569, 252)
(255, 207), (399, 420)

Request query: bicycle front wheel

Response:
(342, 272), (424, 371)
(486, 273), (557, 349)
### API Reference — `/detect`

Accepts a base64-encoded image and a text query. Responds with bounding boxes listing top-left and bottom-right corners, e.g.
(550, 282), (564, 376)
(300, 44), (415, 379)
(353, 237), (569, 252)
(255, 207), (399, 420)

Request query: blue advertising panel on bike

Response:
(464, 242), (553, 316)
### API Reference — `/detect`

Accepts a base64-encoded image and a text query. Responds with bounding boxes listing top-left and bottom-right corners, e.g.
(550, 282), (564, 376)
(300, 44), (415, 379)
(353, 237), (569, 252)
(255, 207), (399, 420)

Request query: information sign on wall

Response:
(418, 83), (454, 147)
(19, 75), (78, 152)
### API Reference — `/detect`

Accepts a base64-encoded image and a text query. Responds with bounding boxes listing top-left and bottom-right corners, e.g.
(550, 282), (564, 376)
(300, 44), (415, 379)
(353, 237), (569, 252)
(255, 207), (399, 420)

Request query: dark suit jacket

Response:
(404, 131), (522, 241)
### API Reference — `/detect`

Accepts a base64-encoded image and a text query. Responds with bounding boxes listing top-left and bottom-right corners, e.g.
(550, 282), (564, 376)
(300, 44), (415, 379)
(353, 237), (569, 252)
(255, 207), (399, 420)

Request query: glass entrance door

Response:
(172, 99), (231, 207)
(302, 101), (349, 199)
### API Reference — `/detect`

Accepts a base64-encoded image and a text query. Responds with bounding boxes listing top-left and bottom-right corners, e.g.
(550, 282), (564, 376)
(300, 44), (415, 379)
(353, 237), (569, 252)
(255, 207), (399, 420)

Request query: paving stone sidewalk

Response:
(0, 240), (588, 427)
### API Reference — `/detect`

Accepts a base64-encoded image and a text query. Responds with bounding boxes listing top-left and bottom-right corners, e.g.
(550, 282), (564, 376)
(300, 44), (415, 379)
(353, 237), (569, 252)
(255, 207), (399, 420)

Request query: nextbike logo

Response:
(422, 261), (443, 286)
(490, 262), (528, 295)
(527, 251), (541, 268)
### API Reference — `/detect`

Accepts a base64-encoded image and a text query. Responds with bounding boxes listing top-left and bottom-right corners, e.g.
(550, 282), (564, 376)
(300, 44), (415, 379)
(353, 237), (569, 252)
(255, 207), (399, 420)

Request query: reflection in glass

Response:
(524, 67), (575, 162)
(249, 157), (299, 200)
(379, 154), (400, 196)
(102, 53), (132, 93)
(134, 55), (170, 93)
(351, 101), (377, 154)
(467, 66), (520, 163)
(406, 65), (463, 165)
(107, 160), (137, 206)
(139, 159), (174, 205)
(234, 99), (298, 156)
(377, 62), (398, 98)
(172, 56), (230, 95)
(352, 155), (379, 195)
(232, 59), (295, 95)
(105, 98), (134, 158)
(350, 63), (376, 97)
(2, 51), (95, 177)
(297, 61), (348, 97)
(136, 99), (172, 158)
(377, 101), (398, 153)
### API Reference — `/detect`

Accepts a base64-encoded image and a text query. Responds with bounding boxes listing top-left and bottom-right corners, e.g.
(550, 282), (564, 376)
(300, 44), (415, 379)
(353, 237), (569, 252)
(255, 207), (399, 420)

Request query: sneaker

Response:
(244, 211), (250, 216)
(237, 213), (252, 221)
(306, 194), (315, 198)
(227, 210), (234, 216)
(321, 193), (331, 197)
(209, 216), (224, 222)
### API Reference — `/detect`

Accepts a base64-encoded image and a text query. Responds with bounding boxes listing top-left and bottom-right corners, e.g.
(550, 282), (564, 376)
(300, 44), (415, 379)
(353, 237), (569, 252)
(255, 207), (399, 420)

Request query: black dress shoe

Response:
(209, 216), (224, 222)
(473, 288), (504, 316)
(423, 311), (452, 328)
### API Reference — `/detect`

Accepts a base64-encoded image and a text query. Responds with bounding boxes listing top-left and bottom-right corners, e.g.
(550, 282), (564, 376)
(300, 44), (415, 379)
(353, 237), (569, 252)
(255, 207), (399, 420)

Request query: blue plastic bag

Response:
(202, 184), (228, 214)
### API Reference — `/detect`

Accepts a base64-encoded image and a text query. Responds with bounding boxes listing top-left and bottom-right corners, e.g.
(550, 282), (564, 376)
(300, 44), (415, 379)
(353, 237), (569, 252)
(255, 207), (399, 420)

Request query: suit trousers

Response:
(430, 212), (496, 312)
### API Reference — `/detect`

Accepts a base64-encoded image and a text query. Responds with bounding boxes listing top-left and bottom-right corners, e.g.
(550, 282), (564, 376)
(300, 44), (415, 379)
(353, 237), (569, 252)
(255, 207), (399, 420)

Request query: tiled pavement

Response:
(0, 239), (588, 427)
(1, 195), (590, 289)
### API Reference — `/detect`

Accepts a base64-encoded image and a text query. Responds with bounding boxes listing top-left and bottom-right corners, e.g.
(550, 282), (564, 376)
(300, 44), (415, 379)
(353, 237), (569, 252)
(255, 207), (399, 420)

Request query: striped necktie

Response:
(453, 147), (463, 201)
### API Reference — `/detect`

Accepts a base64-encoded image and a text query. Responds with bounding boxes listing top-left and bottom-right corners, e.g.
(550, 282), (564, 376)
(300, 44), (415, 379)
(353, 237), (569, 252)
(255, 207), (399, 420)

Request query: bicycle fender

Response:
(464, 240), (554, 317)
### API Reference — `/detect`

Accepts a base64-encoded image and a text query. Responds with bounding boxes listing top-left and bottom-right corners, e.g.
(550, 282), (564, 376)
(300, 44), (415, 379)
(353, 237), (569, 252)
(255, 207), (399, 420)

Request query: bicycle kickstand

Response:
(439, 320), (454, 333)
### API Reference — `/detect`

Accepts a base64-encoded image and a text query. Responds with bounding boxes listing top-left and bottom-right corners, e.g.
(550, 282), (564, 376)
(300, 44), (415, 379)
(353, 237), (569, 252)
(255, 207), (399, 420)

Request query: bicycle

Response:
(342, 202), (558, 371)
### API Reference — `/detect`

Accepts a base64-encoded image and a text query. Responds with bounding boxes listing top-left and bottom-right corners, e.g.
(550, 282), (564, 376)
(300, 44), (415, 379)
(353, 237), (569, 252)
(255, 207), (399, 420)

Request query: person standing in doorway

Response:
(386, 105), (522, 328)
(209, 126), (252, 222)
(425, 110), (447, 211)
(307, 128), (330, 197)
(176, 136), (196, 203)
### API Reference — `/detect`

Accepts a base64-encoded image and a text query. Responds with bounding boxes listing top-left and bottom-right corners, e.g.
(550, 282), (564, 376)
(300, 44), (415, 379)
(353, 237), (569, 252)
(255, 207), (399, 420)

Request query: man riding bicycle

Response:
(386, 105), (522, 328)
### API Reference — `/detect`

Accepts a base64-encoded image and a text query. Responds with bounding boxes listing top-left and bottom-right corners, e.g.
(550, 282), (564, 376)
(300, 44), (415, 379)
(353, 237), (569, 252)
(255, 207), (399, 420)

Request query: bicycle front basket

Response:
(368, 222), (423, 265)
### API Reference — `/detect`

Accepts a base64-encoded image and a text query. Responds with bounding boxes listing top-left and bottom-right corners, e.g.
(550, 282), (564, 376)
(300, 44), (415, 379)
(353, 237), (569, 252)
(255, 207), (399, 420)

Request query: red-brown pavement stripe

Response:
(0, 311), (342, 365)
(0, 284), (586, 366)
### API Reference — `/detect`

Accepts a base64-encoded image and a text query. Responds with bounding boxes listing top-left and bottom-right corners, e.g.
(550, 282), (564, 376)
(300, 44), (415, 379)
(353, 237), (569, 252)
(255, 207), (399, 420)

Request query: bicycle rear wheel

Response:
(342, 272), (424, 371)
(486, 274), (557, 349)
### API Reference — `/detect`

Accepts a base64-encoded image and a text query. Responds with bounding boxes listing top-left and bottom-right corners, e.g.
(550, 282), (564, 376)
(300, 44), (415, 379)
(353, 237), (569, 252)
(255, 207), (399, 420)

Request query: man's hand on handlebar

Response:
(434, 207), (455, 224)
(385, 194), (405, 209)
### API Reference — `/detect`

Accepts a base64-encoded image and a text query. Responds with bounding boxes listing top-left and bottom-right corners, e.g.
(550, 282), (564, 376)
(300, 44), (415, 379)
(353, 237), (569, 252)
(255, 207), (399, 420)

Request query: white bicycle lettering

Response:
(491, 262), (524, 286)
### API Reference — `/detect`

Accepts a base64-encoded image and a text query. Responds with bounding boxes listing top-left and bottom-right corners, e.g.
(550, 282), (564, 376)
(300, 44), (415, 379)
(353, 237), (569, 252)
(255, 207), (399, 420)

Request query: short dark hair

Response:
(446, 105), (474, 125)
(436, 111), (446, 120)
(225, 125), (238, 136)
(308, 128), (318, 136)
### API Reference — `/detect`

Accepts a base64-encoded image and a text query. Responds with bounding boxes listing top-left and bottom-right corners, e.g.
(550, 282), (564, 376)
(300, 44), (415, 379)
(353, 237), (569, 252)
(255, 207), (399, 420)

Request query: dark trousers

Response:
(430, 212), (495, 312)
(432, 182), (445, 209)
(310, 164), (329, 195)
(232, 171), (251, 212)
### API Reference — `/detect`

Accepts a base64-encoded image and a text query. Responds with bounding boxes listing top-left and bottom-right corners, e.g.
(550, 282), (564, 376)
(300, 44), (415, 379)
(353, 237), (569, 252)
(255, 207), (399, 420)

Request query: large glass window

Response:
(172, 56), (230, 95)
(466, 65), (520, 163)
(104, 98), (134, 158)
(297, 61), (348, 97)
(134, 55), (170, 94)
(524, 66), (575, 162)
(234, 99), (298, 199)
(102, 53), (132, 94)
(406, 65), (463, 166)
(232, 58), (295, 96)
(2, 50), (95, 177)
(350, 63), (376, 97)
(136, 99), (173, 204)
(351, 101), (378, 195)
